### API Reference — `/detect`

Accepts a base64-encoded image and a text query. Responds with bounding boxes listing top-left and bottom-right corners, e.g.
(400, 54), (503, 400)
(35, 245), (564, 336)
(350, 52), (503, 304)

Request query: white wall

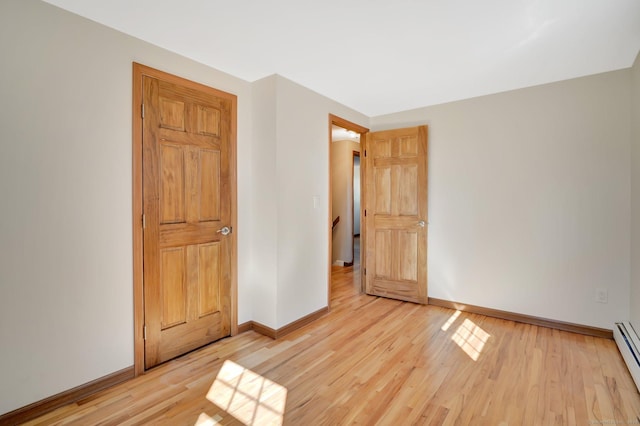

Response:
(0, 0), (253, 415)
(250, 76), (278, 327)
(272, 76), (368, 328)
(372, 70), (632, 329)
(631, 51), (640, 325)
(331, 140), (360, 264)
(249, 75), (368, 329)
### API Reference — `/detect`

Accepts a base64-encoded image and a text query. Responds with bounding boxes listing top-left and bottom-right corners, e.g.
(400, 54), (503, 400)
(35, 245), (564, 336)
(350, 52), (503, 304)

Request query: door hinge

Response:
(364, 210), (367, 217)
(364, 150), (367, 157)
(364, 268), (366, 275)
(143, 325), (147, 340)
(141, 104), (145, 119)
(142, 214), (146, 229)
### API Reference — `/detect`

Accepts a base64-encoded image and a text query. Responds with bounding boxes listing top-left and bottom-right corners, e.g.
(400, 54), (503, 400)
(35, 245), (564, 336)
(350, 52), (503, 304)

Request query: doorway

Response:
(328, 115), (369, 305)
(331, 127), (360, 268)
(352, 151), (361, 269)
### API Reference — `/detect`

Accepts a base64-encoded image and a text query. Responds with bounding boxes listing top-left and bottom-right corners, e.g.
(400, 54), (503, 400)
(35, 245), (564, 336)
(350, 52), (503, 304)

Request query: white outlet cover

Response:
(595, 288), (608, 303)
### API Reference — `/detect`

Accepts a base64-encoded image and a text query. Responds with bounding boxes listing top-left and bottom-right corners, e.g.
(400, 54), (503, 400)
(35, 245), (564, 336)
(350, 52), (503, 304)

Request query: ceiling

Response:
(43, 0), (640, 116)
(332, 125), (360, 143)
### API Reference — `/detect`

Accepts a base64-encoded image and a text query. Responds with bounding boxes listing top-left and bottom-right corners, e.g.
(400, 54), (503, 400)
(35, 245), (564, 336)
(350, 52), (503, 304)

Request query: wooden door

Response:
(142, 73), (233, 369)
(364, 126), (428, 303)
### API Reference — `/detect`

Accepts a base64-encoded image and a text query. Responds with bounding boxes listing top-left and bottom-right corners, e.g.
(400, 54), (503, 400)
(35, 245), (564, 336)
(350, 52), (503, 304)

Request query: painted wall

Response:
(249, 75), (368, 329)
(631, 51), (640, 325)
(371, 70), (632, 330)
(250, 76), (278, 328)
(0, 0), (253, 415)
(331, 140), (361, 264)
(273, 76), (368, 328)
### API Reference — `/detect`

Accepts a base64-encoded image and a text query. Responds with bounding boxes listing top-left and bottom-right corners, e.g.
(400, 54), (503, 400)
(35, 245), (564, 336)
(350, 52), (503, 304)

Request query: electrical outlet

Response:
(595, 288), (608, 304)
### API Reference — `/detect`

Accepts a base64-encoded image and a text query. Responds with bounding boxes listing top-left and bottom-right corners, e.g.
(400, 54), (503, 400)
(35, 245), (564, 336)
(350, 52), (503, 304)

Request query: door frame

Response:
(328, 114), (369, 305)
(132, 63), (238, 375)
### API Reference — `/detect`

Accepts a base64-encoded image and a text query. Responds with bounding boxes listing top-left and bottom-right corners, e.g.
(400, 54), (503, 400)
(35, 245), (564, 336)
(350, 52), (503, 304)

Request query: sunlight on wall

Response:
(452, 319), (490, 361)
(441, 310), (462, 331)
(203, 360), (288, 425)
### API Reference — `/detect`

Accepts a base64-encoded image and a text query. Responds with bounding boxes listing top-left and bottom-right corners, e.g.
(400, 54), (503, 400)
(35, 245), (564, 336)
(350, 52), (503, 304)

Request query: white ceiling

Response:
(332, 125), (360, 143)
(43, 0), (640, 116)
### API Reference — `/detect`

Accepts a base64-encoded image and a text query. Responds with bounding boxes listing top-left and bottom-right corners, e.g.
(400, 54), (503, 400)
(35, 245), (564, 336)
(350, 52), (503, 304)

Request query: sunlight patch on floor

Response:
(203, 359), (287, 425)
(195, 412), (223, 425)
(452, 318), (490, 361)
(441, 310), (461, 331)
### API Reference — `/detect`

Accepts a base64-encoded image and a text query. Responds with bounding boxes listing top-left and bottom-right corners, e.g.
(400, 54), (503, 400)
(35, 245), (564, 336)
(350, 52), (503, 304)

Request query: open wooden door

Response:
(364, 126), (428, 303)
(139, 66), (235, 369)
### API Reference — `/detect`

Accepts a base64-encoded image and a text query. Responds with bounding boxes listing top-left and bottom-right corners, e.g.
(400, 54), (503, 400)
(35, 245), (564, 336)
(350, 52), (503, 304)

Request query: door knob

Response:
(216, 226), (231, 236)
(417, 220), (425, 227)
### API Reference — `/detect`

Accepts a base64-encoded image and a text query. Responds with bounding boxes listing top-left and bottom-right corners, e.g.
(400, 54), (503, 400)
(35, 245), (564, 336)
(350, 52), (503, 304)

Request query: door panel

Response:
(199, 242), (221, 316)
(160, 247), (186, 328)
(200, 150), (221, 221)
(364, 126), (428, 304)
(143, 74), (232, 369)
(374, 167), (391, 214)
(398, 165), (418, 215)
(160, 144), (186, 224)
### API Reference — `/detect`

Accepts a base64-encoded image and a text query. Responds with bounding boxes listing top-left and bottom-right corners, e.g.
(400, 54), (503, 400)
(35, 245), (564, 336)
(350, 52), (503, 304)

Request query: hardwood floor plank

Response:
(21, 263), (640, 425)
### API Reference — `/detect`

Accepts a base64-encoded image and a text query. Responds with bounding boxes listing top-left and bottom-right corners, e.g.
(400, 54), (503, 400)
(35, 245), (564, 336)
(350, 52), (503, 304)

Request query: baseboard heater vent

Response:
(613, 321), (640, 392)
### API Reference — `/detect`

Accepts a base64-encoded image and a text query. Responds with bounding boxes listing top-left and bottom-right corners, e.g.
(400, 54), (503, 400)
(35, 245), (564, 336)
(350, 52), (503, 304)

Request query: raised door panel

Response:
(374, 230), (392, 279)
(398, 164), (418, 216)
(197, 105), (221, 137)
(374, 167), (391, 215)
(398, 135), (418, 157)
(372, 138), (391, 158)
(198, 243), (221, 317)
(200, 149), (221, 221)
(159, 98), (186, 131)
(397, 231), (418, 282)
(160, 144), (186, 224)
(160, 247), (186, 329)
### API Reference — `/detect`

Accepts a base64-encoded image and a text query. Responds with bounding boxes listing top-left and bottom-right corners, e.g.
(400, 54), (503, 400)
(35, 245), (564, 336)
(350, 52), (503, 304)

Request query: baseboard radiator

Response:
(614, 321), (640, 392)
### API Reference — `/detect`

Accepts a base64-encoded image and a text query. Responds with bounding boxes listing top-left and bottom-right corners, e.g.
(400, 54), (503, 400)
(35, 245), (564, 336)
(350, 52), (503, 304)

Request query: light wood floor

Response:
(26, 263), (640, 425)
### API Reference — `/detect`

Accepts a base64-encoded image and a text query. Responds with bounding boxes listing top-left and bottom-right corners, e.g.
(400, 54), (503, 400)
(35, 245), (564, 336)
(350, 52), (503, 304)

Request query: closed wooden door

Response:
(364, 126), (428, 303)
(142, 74), (234, 368)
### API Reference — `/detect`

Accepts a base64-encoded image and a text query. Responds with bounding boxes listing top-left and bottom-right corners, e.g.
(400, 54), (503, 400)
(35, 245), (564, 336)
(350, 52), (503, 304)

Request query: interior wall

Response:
(249, 76), (278, 328)
(0, 0), (253, 415)
(273, 76), (368, 328)
(371, 70), (632, 330)
(631, 51), (640, 325)
(331, 140), (361, 264)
